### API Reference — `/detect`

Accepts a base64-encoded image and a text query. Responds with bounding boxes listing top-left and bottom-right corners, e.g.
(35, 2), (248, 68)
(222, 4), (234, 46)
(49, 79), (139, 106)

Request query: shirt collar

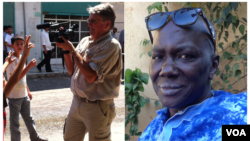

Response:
(89, 31), (111, 44)
(157, 92), (214, 122)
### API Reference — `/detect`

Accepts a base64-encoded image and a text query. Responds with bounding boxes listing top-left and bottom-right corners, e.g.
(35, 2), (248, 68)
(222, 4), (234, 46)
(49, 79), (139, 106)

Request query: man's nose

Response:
(159, 57), (179, 78)
(88, 21), (92, 27)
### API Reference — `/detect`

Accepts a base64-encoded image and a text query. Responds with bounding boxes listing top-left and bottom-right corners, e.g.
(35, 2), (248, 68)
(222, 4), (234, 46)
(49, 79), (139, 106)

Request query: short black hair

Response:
(4, 26), (8, 31)
(11, 34), (24, 44)
(7, 25), (13, 29)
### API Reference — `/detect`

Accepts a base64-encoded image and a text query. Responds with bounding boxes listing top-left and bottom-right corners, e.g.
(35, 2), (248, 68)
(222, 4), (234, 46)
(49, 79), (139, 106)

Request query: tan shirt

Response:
(70, 32), (122, 101)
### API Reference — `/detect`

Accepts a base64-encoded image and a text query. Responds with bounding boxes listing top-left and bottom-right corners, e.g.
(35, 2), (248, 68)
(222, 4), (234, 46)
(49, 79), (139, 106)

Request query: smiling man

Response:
(139, 8), (247, 141)
(56, 3), (122, 141)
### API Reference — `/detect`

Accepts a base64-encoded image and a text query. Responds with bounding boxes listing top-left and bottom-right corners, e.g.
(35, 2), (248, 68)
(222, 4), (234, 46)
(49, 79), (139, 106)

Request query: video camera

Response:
(36, 22), (79, 43)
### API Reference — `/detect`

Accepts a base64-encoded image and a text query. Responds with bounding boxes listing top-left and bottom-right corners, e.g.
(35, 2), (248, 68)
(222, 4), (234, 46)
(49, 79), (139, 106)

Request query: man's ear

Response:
(105, 20), (111, 29)
(209, 55), (220, 80)
(11, 44), (14, 48)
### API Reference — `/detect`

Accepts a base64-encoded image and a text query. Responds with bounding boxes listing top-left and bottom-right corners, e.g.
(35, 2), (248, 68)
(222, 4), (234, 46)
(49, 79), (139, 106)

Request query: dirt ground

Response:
(4, 84), (125, 141)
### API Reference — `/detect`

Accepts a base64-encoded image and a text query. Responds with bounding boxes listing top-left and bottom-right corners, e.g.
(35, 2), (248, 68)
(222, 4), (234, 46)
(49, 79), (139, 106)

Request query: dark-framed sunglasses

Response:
(145, 7), (216, 48)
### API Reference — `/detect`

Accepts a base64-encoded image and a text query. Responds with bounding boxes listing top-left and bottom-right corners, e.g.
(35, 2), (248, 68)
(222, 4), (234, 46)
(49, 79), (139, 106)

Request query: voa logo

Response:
(226, 129), (246, 136)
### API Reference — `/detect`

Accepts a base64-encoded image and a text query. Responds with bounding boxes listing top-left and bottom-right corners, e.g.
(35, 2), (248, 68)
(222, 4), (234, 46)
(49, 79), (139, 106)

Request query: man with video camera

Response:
(56, 3), (122, 141)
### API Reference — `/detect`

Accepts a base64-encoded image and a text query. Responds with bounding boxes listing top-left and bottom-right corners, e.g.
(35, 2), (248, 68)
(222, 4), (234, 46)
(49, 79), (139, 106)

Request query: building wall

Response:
(14, 2), (124, 64)
(15, 2), (42, 63)
(102, 2), (124, 41)
(125, 2), (247, 140)
(3, 2), (15, 33)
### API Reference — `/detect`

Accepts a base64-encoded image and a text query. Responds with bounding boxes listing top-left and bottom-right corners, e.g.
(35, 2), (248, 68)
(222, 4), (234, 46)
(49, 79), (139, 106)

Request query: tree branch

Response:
(242, 60), (247, 86)
(217, 35), (247, 54)
(239, 20), (247, 26)
(231, 74), (247, 86)
(239, 85), (247, 92)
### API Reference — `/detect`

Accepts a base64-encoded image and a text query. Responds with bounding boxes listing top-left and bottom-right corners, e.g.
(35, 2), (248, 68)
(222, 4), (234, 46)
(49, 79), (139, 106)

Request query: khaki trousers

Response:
(64, 95), (116, 141)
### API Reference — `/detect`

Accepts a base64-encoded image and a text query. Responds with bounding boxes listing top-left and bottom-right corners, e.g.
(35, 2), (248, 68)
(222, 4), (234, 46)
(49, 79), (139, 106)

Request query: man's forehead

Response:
(162, 16), (210, 35)
(89, 14), (103, 19)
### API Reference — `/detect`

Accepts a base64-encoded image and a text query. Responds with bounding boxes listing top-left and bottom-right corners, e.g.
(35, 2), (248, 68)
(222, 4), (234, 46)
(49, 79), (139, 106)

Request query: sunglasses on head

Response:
(145, 7), (216, 48)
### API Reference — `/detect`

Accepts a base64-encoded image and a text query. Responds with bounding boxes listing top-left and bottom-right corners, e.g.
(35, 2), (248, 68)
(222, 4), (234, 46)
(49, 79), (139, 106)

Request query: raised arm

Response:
(3, 51), (17, 74)
(63, 53), (74, 76)
(56, 36), (97, 82)
(4, 35), (34, 98)
(18, 59), (36, 81)
(70, 49), (97, 83)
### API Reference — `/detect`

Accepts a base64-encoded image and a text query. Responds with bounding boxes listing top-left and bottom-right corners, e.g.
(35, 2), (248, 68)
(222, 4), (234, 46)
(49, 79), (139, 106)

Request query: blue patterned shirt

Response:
(139, 90), (247, 141)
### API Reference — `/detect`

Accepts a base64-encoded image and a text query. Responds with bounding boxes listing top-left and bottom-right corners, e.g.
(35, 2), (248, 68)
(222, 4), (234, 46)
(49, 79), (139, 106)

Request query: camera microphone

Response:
(36, 22), (51, 29)
(36, 22), (78, 42)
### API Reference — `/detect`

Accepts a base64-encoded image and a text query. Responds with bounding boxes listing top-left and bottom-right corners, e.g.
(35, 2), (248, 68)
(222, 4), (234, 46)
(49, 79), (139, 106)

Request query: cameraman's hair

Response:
(87, 3), (116, 30)
(11, 34), (24, 44)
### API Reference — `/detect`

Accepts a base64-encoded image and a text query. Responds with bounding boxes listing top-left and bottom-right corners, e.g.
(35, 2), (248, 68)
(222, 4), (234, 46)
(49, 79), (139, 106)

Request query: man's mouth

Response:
(159, 84), (185, 96)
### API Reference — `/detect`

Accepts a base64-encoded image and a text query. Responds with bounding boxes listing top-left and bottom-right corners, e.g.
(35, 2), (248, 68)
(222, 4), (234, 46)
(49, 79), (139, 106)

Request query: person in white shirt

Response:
(37, 27), (54, 72)
(111, 27), (117, 39)
(4, 25), (14, 53)
(6, 34), (48, 141)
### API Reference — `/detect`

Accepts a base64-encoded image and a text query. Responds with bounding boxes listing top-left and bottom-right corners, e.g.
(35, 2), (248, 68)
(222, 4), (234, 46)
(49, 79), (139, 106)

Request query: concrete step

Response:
(27, 64), (69, 79)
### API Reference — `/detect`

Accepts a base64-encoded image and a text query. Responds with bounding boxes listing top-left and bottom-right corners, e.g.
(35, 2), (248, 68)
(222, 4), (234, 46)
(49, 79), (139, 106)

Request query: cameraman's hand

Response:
(23, 35), (35, 56)
(56, 36), (74, 52)
(44, 49), (47, 54)
(27, 58), (37, 68)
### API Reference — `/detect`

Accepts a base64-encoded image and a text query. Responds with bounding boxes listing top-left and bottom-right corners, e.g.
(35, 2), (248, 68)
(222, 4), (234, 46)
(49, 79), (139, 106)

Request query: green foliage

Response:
(125, 134), (130, 140)
(147, 2), (163, 14)
(239, 25), (245, 35)
(139, 39), (152, 58)
(219, 42), (224, 50)
(232, 63), (239, 71)
(154, 100), (160, 107)
(139, 2), (247, 93)
(125, 68), (149, 137)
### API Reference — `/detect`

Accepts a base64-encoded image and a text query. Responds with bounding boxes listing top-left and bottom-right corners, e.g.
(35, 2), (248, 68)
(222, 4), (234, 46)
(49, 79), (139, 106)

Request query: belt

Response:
(80, 97), (98, 103)
(75, 95), (113, 103)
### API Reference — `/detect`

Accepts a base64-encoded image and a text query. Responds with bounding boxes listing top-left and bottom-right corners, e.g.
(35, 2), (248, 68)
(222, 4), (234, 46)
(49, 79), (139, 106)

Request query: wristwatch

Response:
(63, 50), (70, 54)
